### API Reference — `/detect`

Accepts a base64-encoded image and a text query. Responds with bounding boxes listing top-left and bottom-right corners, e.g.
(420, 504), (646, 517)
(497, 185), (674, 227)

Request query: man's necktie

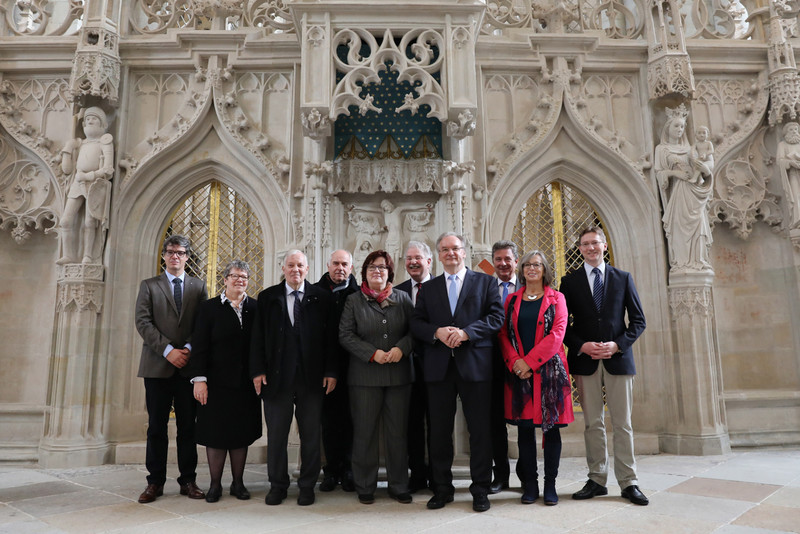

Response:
(172, 278), (182, 315)
(501, 281), (510, 303)
(592, 267), (604, 312)
(413, 281), (421, 305)
(448, 274), (458, 315)
(292, 290), (301, 326)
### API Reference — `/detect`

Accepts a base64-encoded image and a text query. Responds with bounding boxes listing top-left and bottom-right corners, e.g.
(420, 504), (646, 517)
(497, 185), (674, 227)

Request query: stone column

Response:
(660, 271), (731, 455)
(38, 264), (111, 467)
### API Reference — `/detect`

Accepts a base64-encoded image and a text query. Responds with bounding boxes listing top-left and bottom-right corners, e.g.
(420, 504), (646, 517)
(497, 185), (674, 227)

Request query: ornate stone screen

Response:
(159, 181), (265, 295)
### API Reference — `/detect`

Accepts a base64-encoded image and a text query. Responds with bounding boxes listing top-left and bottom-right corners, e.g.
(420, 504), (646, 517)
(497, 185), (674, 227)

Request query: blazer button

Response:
(383, 334), (388, 338)
(382, 319), (387, 324)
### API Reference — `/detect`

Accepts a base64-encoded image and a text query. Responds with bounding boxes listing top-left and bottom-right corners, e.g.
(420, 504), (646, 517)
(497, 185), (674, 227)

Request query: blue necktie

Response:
(292, 290), (301, 326)
(448, 274), (458, 315)
(592, 267), (604, 312)
(501, 281), (510, 304)
(172, 278), (182, 315)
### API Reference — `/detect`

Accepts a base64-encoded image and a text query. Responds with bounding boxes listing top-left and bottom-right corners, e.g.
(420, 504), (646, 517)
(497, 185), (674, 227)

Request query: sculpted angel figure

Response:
(654, 105), (714, 272)
(57, 107), (114, 264)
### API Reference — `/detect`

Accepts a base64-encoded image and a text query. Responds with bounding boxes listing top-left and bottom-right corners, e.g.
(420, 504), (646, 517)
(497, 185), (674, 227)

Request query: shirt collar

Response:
(583, 262), (606, 278)
(285, 281), (304, 297)
(221, 291), (247, 305)
(446, 267), (467, 282)
(165, 271), (185, 284)
(414, 274), (431, 287)
(497, 275), (517, 287)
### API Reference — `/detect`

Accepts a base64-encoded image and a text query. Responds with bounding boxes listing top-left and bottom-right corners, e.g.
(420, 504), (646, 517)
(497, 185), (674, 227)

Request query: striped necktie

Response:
(592, 267), (604, 312)
(172, 278), (182, 315)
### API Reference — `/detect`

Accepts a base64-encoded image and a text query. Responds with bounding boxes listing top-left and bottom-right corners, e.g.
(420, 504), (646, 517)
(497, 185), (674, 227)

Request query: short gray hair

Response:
(328, 249), (353, 265)
(162, 235), (192, 256)
(517, 250), (555, 288)
(492, 240), (519, 260)
(435, 232), (467, 252)
(405, 240), (432, 260)
(222, 260), (250, 278)
(283, 249), (308, 266)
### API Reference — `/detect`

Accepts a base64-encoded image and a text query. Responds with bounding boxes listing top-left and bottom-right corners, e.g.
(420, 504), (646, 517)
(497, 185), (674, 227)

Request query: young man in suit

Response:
(559, 226), (649, 506)
(395, 240), (433, 493)
(410, 232), (505, 512)
(250, 250), (338, 507)
(315, 249), (358, 493)
(488, 239), (519, 493)
(134, 234), (208, 503)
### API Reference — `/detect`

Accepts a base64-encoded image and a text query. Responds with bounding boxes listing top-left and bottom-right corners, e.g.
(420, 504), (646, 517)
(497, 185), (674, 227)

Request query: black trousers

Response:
(321, 379), (352, 477)
(407, 371), (430, 483)
(426, 361), (492, 498)
(144, 374), (198, 486)
(490, 356), (510, 482)
(263, 377), (324, 490)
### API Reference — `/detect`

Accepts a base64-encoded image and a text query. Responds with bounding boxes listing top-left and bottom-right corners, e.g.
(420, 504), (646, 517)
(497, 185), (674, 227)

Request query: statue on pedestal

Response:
(57, 107), (114, 264)
(777, 121), (800, 229)
(655, 105), (715, 272)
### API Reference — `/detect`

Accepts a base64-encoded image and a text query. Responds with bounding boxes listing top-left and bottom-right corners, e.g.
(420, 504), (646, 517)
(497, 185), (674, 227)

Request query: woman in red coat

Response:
(499, 250), (574, 506)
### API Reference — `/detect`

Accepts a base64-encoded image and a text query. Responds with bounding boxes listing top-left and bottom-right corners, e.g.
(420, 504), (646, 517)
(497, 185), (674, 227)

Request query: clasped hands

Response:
(435, 326), (469, 348)
(166, 347), (190, 368)
(512, 360), (532, 380)
(581, 341), (619, 360)
(373, 347), (403, 364)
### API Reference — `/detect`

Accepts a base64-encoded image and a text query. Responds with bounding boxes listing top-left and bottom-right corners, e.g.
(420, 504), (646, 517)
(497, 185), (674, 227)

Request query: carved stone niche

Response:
(70, 25), (121, 102)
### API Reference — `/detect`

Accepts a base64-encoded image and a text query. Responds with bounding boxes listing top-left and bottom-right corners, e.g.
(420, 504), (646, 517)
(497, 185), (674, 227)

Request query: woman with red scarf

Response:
(499, 250), (574, 506)
(339, 250), (415, 505)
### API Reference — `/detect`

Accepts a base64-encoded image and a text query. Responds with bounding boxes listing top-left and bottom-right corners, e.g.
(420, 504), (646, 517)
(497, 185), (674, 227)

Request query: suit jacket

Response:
(249, 280), (337, 398)
(314, 272), (359, 379)
(339, 289), (414, 387)
(410, 269), (505, 382)
(135, 272), (208, 379)
(559, 264), (646, 376)
(187, 294), (257, 389)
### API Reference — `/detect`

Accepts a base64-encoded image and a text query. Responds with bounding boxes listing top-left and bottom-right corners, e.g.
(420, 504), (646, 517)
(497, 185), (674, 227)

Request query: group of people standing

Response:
(133, 225), (648, 513)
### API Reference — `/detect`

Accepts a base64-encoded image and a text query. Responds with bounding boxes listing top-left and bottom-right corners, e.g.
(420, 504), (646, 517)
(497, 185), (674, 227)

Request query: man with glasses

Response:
(487, 240), (519, 494)
(559, 226), (648, 505)
(135, 235), (208, 503)
(395, 241), (433, 492)
(411, 232), (504, 512)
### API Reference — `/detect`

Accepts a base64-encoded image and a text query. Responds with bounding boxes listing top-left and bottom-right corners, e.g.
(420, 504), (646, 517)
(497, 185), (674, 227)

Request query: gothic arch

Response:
(487, 115), (673, 432)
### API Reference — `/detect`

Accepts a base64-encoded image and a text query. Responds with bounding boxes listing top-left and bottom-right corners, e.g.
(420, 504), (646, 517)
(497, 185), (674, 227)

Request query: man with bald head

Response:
(315, 249), (359, 492)
(250, 250), (338, 506)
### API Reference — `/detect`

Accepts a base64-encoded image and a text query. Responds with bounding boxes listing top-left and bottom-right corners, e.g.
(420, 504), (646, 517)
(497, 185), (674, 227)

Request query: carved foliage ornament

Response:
(70, 27), (121, 102)
(128, 0), (293, 35)
(3, 0), (84, 36)
(331, 28), (446, 122)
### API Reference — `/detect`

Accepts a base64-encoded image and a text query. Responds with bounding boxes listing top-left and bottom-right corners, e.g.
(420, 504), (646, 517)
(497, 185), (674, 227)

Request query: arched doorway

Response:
(159, 180), (266, 295)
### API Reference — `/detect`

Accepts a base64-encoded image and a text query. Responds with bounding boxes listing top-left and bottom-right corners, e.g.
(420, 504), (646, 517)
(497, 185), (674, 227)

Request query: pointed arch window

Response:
(159, 181), (265, 295)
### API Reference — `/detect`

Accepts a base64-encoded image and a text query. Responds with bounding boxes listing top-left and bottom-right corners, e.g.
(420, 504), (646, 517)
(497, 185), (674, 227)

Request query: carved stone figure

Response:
(778, 121), (800, 229)
(57, 107), (114, 264)
(380, 199), (403, 263)
(655, 106), (714, 272)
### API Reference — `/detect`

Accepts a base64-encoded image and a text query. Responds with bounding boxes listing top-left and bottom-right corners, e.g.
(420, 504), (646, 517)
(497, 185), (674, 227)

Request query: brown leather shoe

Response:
(138, 483), (163, 503)
(179, 481), (206, 499)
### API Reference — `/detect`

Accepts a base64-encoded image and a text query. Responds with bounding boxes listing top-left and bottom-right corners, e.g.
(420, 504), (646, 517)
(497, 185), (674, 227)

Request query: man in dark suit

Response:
(559, 226), (649, 506)
(488, 239), (519, 493)
(250, 250), (338, 507)
(134, 234), (208, 503)
(395, 240), (433, 493)
(315, 249), (358, 493)
(411, 232), (504, 512)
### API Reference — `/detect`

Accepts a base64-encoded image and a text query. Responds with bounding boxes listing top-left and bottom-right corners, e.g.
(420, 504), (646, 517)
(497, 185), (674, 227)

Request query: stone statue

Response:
(777, 121), (800, 229)
(346, 209), (382, 268)
(380, 199), (403, 263)
(57, 107), (114, 264)
(655, 105), (714, 272)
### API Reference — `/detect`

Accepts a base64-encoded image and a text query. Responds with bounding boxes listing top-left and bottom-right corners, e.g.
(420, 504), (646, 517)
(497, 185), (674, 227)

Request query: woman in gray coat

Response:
(339, 250), (414, 505)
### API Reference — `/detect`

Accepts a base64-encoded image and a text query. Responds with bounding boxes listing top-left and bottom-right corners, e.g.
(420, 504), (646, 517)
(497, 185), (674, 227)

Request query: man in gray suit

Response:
(135, 235), (208, 503)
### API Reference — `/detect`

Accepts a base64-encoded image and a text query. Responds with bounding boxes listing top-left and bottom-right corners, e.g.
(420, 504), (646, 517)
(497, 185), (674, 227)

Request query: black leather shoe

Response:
(229, 481), (250, 500)
(472, 494), (491, 512)
(265, 487), (287, 505)
(205, 485), (222, 503)
(179, 481), (206, 499)
(389, 491), (413, 504)
(297, 488), (315, 506)
(319, 475), (338, 492)
(341, 471), (355, 492)
(572, 479), (608, 500)
(521, 483), (539, 504)
(426, 493), (454, 510)
(489, 479), (509, 494)
(621, 485), (649, 505)
(358, 493), (375, 504)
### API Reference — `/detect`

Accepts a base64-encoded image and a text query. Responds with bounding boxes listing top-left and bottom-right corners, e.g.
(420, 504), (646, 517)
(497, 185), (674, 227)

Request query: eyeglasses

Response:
(366, 265), (388, 272)
(579, 240), (605, 248)
(522, 262), (543, 270)
(163, 250), (188, 258)
(439, 247), (463, 254)
(227, 274), (249, 281)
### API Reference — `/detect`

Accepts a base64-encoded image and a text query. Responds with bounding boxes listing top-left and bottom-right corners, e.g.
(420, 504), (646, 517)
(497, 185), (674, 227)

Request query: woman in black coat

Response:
(190, 260), (261, 503)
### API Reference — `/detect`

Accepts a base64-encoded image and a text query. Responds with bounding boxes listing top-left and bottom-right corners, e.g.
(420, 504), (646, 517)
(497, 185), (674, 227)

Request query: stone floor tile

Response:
(107, 517), (228, 534)
(640, 490), (755, 524)
(0, 518), (68, 534)
(0, 470), (61, 490)
(10, 488), (127, 518)
(0, 481), (83, 503)
(667, 477), (781, 502)
(715, 526), (796, 534)
(764, 486), (800, 509)
(41, 502), (178, 534)
(569, 507), (721, 534)
(733, 503), (800, 533)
